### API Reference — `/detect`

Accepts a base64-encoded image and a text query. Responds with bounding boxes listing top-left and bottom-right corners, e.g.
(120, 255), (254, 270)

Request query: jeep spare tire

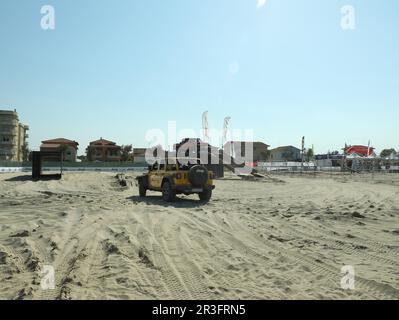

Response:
(188, 165), (208, 187)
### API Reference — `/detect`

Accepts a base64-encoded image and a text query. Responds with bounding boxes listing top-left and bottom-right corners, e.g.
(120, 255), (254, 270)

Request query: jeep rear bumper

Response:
(174, 185), (215, 193)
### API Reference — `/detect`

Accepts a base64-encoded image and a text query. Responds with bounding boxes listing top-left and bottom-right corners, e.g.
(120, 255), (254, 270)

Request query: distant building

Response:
(345, 145), (375, 157)
(133, 148), (147, 164)
(133, 145), (168, 164)
(40, 138), (79, 162)
(315, 153), (345, 167)
(174, 138), (202, 151)
(175, 138), (219, 157)
(175, 138), (224, 178)
(0, 109), (29, 161)
(224, 141), (270, 162)
(87, 138), (121, 162)
(269, 146), (301, 162)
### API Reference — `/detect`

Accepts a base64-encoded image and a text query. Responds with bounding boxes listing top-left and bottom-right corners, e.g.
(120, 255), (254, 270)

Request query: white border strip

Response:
(0, 167), (23, 173)
(0, 167), (147, 174)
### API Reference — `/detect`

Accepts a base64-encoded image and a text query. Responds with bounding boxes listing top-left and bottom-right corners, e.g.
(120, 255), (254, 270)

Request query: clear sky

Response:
(1, 0), (398, 155)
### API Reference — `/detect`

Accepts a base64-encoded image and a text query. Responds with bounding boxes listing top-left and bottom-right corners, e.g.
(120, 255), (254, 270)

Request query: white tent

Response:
(347, 152), (362, 159)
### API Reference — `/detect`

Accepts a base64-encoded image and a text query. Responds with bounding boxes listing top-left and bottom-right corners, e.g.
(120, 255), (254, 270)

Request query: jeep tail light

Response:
(209, 172), (214, 179)
(175, 173), (182, 179)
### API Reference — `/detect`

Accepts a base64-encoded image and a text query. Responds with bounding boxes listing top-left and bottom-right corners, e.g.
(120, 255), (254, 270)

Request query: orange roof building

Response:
(86, 138), (121, 162)
(40, 138), (79, 162)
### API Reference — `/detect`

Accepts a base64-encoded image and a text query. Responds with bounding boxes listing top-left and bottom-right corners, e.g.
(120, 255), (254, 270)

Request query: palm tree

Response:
(306, 148), (314, 162)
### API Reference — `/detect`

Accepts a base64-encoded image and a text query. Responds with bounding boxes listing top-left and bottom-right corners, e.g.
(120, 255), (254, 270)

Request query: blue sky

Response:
(0, 0), (398, 155)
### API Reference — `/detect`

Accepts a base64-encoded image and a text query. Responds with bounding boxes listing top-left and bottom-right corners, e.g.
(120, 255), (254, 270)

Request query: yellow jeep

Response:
(136, 157), (215, 202)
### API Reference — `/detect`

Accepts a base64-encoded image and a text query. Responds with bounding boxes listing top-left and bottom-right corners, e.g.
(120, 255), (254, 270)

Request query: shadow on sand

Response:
(5, 174), (62, 182)
(5, 175), (32, 182)
(128, 195), (206, 208)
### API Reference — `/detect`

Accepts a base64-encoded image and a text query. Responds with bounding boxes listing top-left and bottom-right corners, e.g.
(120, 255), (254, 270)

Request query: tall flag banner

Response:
(202, 111), (209, 142)
(367, 140), (371, 157)
(223, 117), (231, 144)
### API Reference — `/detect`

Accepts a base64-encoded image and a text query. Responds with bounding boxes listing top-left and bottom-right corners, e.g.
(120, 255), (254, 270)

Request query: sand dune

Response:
(0, 172), (398, 300)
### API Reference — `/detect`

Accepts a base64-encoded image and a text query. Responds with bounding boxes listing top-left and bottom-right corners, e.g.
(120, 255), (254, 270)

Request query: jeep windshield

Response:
(175, 158), (202, 171)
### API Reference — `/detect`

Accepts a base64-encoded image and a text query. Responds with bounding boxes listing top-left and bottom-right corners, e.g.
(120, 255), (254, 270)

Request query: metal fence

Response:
(255, 160), (399, 178)
(1, 160), (399, 178)
(0, 161), (148, 174)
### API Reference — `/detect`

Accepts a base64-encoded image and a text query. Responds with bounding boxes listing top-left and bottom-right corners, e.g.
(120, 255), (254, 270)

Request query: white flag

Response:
(202, 111), (209, 142)
(223, 117), (231, 142)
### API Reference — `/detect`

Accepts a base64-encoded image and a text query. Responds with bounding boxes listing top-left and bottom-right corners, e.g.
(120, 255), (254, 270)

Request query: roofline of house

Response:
(41, 138), (79, 146)
(270, 145), (300, 151)
(224, 141), (270, 147)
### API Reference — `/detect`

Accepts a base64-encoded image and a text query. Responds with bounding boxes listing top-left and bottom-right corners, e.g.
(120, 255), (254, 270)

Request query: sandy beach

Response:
(0, 172), (398, 300)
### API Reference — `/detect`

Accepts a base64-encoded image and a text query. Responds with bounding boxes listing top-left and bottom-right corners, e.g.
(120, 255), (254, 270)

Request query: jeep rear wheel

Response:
(162, 181), (176, 202)
(139, 183), (147, 197)
(199, 189), (212, 202)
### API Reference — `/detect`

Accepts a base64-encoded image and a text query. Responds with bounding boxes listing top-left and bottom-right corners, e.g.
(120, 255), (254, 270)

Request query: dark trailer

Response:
(32, 151), (63, 180)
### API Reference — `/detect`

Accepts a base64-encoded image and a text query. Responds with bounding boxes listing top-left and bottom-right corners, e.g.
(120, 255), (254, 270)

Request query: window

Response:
(177, 160), (189, 171)
(166, 164), (177, 171)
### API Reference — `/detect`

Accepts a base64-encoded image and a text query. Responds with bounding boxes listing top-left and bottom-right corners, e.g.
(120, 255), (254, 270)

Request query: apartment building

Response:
(0, 109), (29, 161)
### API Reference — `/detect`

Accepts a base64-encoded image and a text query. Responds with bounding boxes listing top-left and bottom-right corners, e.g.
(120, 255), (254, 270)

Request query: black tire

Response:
(139, 183), (147, 197)
(188, 165), (208, 187)
(162, 181), (176, 202)
(199, 189), (212, 202)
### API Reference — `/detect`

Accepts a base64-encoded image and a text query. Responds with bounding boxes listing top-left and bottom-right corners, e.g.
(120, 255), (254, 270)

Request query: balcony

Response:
(0, 141), (15, 146)
(0, 120), (18, 126)
(0, 149), (15, 157)
(0, 130), (17, 136)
